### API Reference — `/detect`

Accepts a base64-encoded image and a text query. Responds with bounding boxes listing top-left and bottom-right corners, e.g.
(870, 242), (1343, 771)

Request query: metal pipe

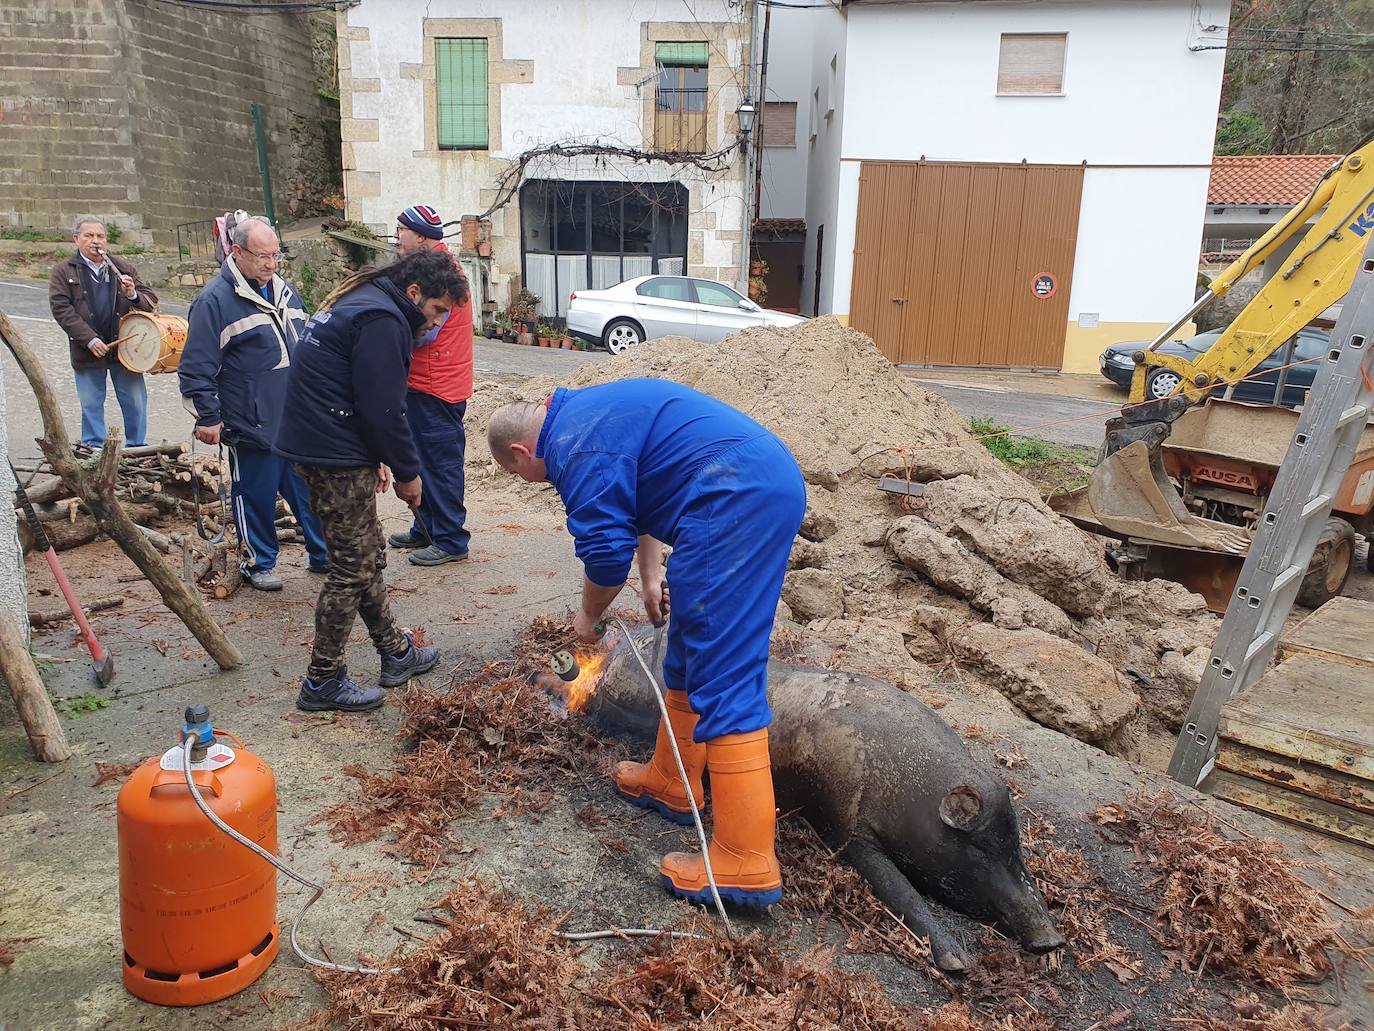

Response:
(1146, 291), (1214, 353)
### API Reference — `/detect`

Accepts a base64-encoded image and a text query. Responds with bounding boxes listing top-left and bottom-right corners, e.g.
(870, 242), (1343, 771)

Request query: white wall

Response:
(801, 3), (849, 316)
(817, 0), (1228, 336)
(0, 362), (27, 645)
(343, 0), (754, 302)
(758, 5), (814, 220)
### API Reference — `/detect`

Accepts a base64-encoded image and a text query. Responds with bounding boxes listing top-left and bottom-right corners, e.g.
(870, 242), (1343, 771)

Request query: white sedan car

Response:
(566, 275), (806, 354)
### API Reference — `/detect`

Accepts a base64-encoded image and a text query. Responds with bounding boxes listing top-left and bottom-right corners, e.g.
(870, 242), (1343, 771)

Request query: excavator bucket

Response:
(1087, 441), (1251, 554)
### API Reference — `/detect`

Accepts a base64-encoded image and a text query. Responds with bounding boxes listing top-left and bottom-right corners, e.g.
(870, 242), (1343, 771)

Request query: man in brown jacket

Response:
(48, 216), (158, 447)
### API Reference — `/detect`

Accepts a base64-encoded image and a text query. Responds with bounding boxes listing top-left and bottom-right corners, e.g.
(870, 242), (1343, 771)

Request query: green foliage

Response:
(1218, 0), (1374, 155)
(56, 692), (110, 717)
(105, 224), (123, 244)
(1215, 110), (1272, 156)
(507, 289), (539, 325)
(0, 227), (48, 242)
(969, 416), (1056, 467)
(117, 244), (145, 256)
(179, 244), (191, 257)
(296, 261), (318, 308)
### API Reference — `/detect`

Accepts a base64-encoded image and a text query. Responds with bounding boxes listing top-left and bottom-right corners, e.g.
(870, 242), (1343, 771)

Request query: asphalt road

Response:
(1, 273), (1115, 459)
(915, 379), (1118, 449)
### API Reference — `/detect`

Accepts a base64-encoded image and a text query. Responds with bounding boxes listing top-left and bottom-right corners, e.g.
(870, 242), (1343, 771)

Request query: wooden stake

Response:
(1, 309), (242, 670)
(0, 612), (73, 762)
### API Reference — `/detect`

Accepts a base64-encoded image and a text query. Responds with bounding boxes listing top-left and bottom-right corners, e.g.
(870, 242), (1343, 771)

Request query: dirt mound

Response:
(466, 319), (1215, 754)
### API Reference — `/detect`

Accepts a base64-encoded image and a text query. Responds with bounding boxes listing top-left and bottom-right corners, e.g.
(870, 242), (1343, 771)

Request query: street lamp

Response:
(736, 98), (757, 147)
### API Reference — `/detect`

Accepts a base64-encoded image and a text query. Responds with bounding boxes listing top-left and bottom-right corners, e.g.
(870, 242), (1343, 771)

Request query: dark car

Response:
(1099, 326), (1330, 407)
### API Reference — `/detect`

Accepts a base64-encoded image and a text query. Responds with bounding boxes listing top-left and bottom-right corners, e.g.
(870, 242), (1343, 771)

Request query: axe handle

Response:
(11, 465), (109, 665)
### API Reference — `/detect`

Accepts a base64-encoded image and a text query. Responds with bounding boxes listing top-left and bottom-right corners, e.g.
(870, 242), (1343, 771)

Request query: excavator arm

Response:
(1088, 144), (1374, 551)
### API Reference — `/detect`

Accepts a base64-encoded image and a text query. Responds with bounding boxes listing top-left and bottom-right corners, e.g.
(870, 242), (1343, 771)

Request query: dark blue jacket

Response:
(273, 279), (425, 481)
(537, 379), (780, 587)
(178, 260), (309, 452)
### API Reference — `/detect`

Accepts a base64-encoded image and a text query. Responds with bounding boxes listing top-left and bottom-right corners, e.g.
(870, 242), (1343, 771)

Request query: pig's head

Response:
(917, 780), (1065, 955)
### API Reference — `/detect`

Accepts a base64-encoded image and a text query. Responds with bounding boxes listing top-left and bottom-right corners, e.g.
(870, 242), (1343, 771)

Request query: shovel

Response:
(10, 463), (116, 686)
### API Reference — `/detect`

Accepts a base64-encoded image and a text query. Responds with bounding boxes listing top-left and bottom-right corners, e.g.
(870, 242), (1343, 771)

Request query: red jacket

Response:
(408, 243), (473, 403)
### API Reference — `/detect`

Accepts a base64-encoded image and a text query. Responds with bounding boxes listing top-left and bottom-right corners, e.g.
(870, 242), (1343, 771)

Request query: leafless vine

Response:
(479, 138), (743, 219)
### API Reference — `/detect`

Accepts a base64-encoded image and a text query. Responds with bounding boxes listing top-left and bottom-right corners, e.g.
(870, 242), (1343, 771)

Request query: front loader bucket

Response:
(1087, 441), (1251, 554)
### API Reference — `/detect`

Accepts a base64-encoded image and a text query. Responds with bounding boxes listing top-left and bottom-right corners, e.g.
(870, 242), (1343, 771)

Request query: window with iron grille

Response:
(996, 33), (1067, 95)
(436, 38), (489, 150)
(654, 41), (709, 153)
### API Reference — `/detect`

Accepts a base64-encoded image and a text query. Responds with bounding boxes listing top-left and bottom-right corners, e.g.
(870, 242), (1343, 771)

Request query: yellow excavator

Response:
(1055, 141), (1374, 609)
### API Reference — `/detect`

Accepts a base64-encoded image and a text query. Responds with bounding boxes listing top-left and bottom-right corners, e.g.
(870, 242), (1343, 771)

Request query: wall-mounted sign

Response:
(1032, 272), (1057, 299)
(1077, 312), (1099, 329)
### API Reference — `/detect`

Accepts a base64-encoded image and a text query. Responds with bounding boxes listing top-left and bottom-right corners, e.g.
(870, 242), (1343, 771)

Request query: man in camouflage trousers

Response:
(274, 251), (467, 711)
(295, 466), (411, 693)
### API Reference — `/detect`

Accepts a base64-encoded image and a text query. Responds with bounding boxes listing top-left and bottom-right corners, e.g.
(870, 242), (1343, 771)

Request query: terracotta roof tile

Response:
(1208, 154), (1342, 207)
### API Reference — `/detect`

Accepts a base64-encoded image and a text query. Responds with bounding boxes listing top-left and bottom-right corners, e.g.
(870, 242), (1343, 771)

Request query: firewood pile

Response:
(12, 441), (300, 600)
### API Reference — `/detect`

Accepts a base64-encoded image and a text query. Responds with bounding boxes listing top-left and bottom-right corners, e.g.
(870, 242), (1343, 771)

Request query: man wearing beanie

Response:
(389, 204), (475, 566)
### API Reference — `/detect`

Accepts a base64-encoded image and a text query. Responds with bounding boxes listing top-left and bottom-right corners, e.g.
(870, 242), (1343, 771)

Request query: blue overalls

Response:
(538, 379), (807, 741)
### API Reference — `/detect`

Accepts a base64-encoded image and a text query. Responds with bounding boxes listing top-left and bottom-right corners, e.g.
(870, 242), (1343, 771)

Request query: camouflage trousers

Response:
(296, 465), (408, 681)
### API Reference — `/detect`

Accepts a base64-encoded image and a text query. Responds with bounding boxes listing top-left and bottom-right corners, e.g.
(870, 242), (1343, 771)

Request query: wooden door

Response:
(850, 161), (1084, 369)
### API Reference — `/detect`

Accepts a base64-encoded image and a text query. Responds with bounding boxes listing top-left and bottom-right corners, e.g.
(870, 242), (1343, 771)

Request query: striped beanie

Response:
(397, 204), (443, 240)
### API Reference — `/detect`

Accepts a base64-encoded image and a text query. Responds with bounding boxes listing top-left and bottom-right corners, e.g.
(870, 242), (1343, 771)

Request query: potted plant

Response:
(507, 291), (539, 345)
(560, 330), (576, 350)
(748, 258), (769, 304)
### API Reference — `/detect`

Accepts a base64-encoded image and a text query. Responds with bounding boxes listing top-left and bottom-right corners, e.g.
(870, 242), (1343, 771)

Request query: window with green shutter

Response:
(436, 38), (489, 150)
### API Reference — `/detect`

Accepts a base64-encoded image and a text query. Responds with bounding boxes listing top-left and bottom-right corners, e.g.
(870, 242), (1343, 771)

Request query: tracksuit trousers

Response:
(227, 444), (328, 574)
(404, 391), (471, 556)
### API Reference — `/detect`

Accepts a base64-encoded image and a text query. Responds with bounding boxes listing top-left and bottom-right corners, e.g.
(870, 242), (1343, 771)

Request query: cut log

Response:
(29, 595), (124, 627)
(0, 612), (72, 763)
(1, 309), (242, 670)
(121, 442), (185, 459)
(212, 566), (243, 600)
(16, 476), (73, 507)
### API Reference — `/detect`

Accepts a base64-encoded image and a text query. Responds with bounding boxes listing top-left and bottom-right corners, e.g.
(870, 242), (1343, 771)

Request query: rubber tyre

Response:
(1145, 366), (1184, 401)
(1297, 517), (1356, 609)
(1367, 534), (1374, 574)
(603, 318), (644, 355)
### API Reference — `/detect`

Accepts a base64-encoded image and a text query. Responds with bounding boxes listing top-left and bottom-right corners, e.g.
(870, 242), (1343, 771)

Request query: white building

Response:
(773, 0), (1230, 374)
(337, 0), (758, 321)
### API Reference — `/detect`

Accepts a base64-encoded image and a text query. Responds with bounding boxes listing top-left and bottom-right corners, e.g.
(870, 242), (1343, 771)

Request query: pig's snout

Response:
(1018, 924), (1067, 954)
(1000, 892), (1065, 954)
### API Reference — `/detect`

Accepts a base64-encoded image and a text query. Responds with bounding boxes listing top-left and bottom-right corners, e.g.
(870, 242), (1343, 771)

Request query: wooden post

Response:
(0, 612), (72, 762)
(0, 308), (242, 670)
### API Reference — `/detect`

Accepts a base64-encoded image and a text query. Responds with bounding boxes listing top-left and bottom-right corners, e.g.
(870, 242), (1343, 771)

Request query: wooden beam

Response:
(0, 612), (72, 763)
(0, 308), (242, 671)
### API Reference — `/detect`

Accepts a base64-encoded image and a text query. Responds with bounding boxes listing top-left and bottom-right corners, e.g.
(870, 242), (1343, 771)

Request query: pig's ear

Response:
(939, 784), (983, 830)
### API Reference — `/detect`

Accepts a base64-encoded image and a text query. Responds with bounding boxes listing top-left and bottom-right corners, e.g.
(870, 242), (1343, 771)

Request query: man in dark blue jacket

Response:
(275, 249), (465, 713)
(178, 216), (327, 591)
(487, 380), (807, 908)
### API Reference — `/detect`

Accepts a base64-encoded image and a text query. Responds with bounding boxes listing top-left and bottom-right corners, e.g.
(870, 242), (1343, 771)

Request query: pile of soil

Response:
(465, 320), (1217, 759)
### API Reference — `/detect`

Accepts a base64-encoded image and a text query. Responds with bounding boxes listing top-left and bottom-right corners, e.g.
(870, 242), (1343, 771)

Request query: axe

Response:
(10, 463), (116, 686)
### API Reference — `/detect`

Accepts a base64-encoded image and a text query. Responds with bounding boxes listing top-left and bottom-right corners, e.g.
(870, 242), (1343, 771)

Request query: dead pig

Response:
(579, 635), (1065, 971)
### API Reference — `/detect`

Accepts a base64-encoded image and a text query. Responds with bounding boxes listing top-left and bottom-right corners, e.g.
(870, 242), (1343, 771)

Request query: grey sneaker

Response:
(296, 667), (384, 712)
(246, 568), (283, 591)
(388, 530), (425, 549)
(379, 634), (439, 687)
(409, 545), (469, 566)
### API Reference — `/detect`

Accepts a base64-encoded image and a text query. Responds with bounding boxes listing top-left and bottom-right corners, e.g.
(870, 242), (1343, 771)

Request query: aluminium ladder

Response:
(1169, 234), (1374, 786)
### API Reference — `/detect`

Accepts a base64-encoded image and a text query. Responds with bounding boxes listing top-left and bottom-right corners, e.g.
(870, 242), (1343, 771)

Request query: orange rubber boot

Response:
(612, 690), (706, 825)
(660, 728), (782, 908)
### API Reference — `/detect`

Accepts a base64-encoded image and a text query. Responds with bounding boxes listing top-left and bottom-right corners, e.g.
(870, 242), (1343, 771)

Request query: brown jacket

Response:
(48, 252), (158, 370)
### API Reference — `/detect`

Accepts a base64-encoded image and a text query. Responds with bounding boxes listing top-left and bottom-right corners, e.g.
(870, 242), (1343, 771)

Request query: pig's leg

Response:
(842, 839), (970, 972)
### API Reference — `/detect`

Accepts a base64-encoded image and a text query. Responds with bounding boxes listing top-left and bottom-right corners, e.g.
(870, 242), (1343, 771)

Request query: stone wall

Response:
(0, 1), (341, 245)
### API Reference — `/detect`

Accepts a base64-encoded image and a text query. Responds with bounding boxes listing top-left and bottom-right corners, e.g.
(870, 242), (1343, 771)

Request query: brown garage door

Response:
(850, 161), (1083, 369)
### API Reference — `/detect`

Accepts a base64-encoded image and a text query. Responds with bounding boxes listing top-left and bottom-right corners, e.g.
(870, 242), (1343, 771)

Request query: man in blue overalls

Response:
(488, 380), (806, 907)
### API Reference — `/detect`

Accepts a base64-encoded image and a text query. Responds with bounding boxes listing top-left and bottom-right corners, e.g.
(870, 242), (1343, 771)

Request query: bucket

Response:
(117, 311), (188, 375)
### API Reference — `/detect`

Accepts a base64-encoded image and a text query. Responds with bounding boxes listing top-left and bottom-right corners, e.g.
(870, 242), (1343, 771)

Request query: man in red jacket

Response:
(386, 204), (475, 565)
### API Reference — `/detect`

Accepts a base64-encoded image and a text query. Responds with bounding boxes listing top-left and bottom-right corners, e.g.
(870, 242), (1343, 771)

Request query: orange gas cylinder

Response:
(117, 705), (279, 1006)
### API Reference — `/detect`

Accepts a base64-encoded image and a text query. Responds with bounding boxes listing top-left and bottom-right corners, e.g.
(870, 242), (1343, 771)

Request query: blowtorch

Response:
(550, 584), (668, 682)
